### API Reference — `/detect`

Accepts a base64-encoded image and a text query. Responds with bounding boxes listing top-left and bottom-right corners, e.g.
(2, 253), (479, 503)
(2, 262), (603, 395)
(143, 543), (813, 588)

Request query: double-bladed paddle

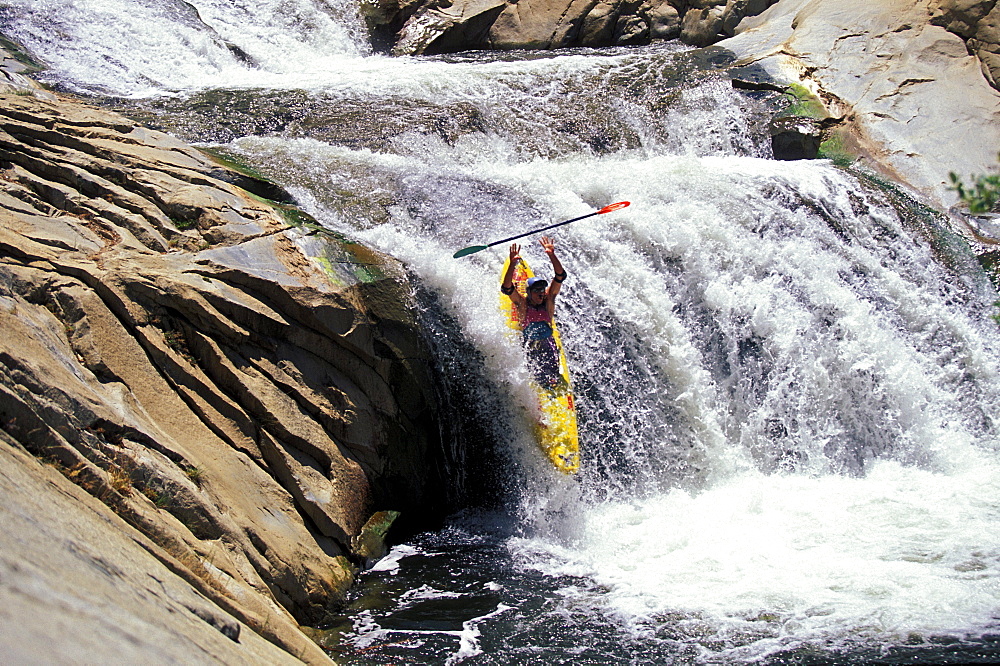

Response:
(452, 201), (631, 258)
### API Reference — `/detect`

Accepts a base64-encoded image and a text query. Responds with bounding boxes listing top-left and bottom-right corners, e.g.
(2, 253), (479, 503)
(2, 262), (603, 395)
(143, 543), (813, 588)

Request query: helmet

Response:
(526, 277), (548, 291)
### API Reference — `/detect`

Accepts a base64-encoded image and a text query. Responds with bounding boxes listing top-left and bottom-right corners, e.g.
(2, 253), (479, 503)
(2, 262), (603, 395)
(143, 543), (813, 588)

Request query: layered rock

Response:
(0, 431), (305, 664)
(369, 0), (779, 54)
(0, 86), (444, 663)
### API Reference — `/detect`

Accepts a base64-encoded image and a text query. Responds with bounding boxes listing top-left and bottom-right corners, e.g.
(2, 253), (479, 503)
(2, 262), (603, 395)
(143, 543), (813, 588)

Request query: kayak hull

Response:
(500, 257), (580, 474)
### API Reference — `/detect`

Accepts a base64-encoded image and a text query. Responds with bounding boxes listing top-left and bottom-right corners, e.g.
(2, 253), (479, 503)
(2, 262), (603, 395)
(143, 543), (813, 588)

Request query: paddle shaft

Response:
(483, 209), (604, 251)
(452, 201), (630, 258)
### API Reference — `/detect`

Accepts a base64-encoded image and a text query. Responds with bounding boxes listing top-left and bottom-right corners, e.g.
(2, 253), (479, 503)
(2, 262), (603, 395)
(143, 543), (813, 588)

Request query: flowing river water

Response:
(6, 0), (1000, 663)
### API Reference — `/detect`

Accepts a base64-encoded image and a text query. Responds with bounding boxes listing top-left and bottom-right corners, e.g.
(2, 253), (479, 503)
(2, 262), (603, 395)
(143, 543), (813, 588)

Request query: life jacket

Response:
(522, 302), (553, 341)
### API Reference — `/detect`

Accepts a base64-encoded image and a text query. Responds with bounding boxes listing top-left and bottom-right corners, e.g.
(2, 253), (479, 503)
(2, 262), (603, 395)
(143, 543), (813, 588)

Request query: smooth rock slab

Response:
(725, 0), (1000, 210)
(0, 436), (309, 665)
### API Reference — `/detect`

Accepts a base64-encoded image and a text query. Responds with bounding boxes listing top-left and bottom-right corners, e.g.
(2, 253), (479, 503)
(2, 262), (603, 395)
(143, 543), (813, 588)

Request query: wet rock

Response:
(352, 510), (402, 566)
(769, 115), (821, 160)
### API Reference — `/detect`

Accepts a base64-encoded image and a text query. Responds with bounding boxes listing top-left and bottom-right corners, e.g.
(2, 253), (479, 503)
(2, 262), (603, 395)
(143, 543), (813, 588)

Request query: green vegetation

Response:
(0, 36), (45, 73)
(854, 168), (996, 295)
(778, 84), (858, 166)
(142, 485), (173, 508)
(170, 215), (196, 230)
(949, 156), (1000, 214)
(273, 201), (318, 228)
(949, 157), (1000, 308)
(817, 133), (855, 168)
(782, 83), (828, 120)
(196, 147), (388, 288)
(107, 465), (133, 496)
(198, 146), (273, 183)
(184, 466), (204, 485)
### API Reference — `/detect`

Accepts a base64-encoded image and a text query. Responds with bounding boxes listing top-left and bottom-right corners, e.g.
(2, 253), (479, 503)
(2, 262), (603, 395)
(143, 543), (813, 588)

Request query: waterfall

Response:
(0, 0), (371, 95)
(222, 50), (1000, 658)
(5, 1), (1000, 660)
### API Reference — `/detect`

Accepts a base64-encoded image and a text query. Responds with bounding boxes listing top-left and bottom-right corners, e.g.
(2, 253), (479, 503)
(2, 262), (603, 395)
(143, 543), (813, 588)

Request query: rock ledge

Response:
(0, 86), (445, 663)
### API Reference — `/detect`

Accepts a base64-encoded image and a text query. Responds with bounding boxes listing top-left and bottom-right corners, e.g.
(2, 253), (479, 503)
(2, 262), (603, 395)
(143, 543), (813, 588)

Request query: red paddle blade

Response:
(598, 201), (630, 214)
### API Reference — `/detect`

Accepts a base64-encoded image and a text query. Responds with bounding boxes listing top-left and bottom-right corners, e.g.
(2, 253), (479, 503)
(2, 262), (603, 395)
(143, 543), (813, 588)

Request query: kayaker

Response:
(500, 236), (567, 388)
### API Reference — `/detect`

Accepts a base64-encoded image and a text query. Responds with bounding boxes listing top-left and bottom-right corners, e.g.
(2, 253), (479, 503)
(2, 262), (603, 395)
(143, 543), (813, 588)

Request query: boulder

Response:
(769, 115), (822, 160)
(487, 0), (601, 50)
(394, 0), (507, 54)
(385, 0), (778, 53)
(645, 1), (683, 39)
(681, 4), (726, 46)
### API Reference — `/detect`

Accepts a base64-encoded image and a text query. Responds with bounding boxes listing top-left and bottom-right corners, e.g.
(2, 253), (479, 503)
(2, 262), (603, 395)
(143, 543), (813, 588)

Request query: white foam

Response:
(347, 602), (513, 663)
(400, 585), (465, 603)
(446, 604), (514, 665)
(266, 137), (1000, 656)
(368, 543), (423, 574)
(514, 456), (1000, 657)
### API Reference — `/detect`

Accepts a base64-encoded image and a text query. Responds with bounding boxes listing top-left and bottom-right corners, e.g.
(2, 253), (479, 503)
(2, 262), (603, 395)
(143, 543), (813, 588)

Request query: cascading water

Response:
(6, 1), (1000, 663)
(0, 0), (371, 95)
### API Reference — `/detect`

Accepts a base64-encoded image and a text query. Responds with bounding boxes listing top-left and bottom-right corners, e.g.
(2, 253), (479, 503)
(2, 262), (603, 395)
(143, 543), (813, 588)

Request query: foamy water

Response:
(514, 457), (1000, 658)
(247, 131), (1000, 660)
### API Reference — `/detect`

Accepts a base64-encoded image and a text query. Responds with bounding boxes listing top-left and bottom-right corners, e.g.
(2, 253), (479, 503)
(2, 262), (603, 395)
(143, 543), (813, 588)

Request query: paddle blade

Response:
(453, 244), (488, 259)
(598, 201), (630, 214)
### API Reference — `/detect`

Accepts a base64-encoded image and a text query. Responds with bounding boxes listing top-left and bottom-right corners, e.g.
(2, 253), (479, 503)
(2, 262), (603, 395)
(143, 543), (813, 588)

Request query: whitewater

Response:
(5, 0), (1000, 662)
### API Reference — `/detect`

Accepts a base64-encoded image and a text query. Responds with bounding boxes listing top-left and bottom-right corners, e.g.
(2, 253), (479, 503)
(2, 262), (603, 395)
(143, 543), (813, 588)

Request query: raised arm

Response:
(501, 243), (524, 304)
(540, 236), (566, 300)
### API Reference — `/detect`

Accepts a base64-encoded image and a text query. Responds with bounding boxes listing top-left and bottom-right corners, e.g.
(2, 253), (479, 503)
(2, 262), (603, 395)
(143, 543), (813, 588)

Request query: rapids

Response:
(5, 0), (1000, 662)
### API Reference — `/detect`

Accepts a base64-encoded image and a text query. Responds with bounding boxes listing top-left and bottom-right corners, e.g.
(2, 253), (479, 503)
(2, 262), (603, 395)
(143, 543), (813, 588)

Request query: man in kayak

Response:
(500, 236), (567, 389)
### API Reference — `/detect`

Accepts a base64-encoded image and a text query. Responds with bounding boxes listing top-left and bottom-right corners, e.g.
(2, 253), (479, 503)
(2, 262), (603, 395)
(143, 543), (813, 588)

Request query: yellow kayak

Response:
(499, 256), (580, 474)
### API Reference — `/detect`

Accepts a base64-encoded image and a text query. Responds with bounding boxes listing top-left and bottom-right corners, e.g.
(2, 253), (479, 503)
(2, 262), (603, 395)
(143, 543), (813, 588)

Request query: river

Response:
(6, 0), (1000, 663)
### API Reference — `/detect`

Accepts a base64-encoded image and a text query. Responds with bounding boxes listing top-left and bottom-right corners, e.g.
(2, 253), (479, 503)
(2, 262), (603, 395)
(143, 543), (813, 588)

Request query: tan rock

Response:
(681, 5), (726, 45)
(489, 0), (600, 49)
(395, 0), (508, 53)
(0, 91), (444, 663)
(972, 2), (1000, 85)
(386, 0), (779, 52)
(0, 435), (315, 665)
(645, 1), (683, 39)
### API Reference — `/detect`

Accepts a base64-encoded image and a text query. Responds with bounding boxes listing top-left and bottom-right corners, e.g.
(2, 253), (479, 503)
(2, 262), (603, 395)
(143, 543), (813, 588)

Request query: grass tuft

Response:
(184, 466), (204, 485)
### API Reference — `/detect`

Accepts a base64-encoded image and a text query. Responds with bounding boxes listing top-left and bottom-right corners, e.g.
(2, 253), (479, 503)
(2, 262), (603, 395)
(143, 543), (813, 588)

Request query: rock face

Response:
(0, 87), (445, 663)
(722, 0), (1000, 212)
(0, 434), (304, 664)
(368, 0), (779, 54)
(930, 0), (1000, 88)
